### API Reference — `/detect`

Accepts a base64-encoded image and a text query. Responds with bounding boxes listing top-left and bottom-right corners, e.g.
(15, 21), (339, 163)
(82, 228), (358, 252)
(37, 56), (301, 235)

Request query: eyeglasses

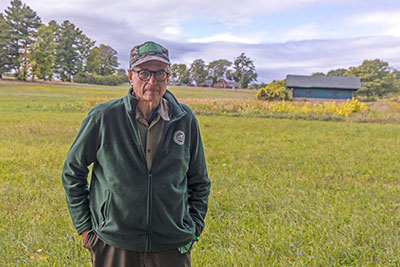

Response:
(131, 69), (170, 82)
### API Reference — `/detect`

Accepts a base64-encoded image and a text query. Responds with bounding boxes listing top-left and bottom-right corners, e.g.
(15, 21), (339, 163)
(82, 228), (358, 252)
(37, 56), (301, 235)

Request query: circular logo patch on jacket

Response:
(173, 130), (185, 145)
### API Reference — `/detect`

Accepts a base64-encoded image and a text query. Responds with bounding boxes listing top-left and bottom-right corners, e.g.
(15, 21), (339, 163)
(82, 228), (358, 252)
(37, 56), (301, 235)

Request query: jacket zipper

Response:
(145, 113), (186, 251)
(146, 171), (152, 251)
(126, 101), (186, 251)
(125, 113), (151, 250)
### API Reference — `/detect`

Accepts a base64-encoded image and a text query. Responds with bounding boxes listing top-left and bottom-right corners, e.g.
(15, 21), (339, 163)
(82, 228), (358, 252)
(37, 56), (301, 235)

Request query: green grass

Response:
(0, 80), (256, 100)
(1, 81), (400, 266)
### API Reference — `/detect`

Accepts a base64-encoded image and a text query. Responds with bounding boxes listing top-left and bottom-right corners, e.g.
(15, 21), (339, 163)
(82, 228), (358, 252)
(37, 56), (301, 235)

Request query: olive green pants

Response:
(83, 232), (191, 267)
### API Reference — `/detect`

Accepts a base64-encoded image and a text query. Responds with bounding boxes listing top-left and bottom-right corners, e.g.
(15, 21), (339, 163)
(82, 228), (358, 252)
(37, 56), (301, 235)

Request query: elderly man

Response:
(62, 41), (211, 267)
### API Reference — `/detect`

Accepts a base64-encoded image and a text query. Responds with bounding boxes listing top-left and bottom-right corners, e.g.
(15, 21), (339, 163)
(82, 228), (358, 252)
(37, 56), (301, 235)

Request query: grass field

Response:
(0, 79), (256, 99)
(1, 80), (400, 266)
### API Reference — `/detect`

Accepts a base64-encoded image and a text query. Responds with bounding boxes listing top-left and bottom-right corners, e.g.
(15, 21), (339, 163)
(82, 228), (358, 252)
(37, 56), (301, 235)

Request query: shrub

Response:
(185, 98), (367, 119)
(74, 72), (129, 86)
(256, 80), (293, 101)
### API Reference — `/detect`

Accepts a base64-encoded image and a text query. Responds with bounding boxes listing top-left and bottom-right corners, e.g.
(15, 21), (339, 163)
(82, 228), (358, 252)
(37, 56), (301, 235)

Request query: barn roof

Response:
(286, 75), (361, 90)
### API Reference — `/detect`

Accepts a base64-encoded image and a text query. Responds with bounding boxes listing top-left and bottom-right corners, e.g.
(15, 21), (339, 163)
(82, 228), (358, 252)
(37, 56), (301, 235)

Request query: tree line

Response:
(171, 53), (258, 89)
(0, 0), (259, 88)
(311, 59), (400, 97)
(0, 0), (260, 88)
(0, 0), (126, 85)
(257, 59), (400, 100)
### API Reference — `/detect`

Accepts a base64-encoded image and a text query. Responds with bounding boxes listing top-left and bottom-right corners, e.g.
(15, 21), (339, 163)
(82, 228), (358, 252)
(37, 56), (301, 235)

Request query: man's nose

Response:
(148, 73), (158, 85)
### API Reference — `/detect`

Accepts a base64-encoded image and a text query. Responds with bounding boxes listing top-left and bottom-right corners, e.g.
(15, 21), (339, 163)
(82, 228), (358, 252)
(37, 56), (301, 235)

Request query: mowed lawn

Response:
(1, 81), (400, 266)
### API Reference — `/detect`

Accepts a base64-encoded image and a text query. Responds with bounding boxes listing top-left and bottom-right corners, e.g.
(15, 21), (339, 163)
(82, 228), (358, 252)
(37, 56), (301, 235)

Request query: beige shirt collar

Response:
(135, 97), (170, 123)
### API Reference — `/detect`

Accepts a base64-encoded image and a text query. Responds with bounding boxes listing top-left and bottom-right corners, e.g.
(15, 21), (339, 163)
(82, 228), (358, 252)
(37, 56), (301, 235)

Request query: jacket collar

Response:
(123, 87), (186, 122)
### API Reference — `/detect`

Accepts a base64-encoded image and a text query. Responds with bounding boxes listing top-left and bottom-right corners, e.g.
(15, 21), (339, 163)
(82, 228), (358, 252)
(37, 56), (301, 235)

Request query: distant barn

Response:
(286, 75), (361, 99)
(214, 77), (241, 89)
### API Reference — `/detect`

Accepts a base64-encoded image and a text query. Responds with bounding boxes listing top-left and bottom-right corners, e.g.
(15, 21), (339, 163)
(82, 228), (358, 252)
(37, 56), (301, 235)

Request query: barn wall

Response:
(292, 88), (354, 99)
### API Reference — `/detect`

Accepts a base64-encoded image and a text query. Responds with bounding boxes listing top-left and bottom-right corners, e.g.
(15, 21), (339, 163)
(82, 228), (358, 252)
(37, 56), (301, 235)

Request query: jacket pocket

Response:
(182, 212), (196, 235)
(99, 190), (111, 228)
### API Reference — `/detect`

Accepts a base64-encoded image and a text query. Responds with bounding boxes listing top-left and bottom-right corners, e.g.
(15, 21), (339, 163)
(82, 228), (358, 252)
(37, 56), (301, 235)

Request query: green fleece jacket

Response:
(62, 88), (210, 252)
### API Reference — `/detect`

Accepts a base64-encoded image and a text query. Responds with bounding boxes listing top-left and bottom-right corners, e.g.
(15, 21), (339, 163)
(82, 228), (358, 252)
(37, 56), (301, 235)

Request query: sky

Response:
(1, 0), (400, 83)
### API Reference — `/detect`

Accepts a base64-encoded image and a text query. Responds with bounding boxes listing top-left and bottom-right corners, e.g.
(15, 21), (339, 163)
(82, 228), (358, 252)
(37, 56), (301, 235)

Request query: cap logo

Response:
(138, 42), (162, 56)
(173, 130), (185, 145)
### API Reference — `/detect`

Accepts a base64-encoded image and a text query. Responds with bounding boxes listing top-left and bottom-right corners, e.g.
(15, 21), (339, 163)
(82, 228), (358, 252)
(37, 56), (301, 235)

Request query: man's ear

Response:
(127, 69), (134, 84)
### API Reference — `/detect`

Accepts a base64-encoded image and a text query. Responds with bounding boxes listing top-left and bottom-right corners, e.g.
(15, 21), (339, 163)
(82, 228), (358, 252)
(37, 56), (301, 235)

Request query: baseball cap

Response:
(129, 41), (171, 68)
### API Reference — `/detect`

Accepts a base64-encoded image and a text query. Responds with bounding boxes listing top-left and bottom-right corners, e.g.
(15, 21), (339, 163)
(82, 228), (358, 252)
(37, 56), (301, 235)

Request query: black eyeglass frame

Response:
(130, 68), (170, 82)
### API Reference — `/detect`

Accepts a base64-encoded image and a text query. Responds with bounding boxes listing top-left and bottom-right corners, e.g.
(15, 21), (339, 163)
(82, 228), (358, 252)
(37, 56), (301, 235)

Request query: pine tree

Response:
(4, 0), (41, 80)
(30, 24), (56, 80)
(86, 44), (119, 75)
(55, 20), (93, 81)
(76, 34), (95, 74)
(0, 14), (12, 78)
(86, 47), (102, 75)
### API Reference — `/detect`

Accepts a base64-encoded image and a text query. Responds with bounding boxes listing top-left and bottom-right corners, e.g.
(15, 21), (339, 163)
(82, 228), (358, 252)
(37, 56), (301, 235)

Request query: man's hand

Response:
(81, 228), (91, 247)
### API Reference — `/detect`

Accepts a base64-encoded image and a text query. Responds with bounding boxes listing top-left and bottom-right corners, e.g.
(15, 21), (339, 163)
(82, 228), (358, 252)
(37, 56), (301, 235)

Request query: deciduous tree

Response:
(345, 59), (400, 97)
(170, 63), (191, 85)
(311, 72), (325, 77)
(327, 68), (347, 77)
(207, 59), (231, 84)
(231, 53), (257, 88)
(190, 59), (208, 86)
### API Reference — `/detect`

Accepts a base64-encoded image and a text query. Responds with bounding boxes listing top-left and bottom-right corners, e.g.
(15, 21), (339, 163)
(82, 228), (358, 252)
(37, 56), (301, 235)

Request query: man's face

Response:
(128, 60), (169, 104)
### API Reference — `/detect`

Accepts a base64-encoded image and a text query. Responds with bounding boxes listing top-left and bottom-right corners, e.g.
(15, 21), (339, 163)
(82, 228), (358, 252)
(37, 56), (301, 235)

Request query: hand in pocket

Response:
(81, 229), (91, 247)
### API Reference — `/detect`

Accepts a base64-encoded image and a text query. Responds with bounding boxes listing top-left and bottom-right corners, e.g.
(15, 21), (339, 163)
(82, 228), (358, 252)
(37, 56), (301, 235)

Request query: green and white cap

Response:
(129, 41), (171, 68)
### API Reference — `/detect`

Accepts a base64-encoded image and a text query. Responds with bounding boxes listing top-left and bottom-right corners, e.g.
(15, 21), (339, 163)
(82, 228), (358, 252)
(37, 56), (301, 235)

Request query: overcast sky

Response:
(2, 0), (400, 82)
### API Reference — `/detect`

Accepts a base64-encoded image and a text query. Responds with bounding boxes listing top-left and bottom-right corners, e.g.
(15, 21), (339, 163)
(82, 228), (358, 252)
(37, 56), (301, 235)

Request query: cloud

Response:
(255, 36), (400, 81)
(348, 10), (400, 37)
(189, 32), (267, 44)
(163, 26), (182, 37)
(0, 0), (358, 45)
(168, 36), (400, 82)
(279, 23), (322, 41)
(1, 0), (343, 36)
(2, 0), (399, 83)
